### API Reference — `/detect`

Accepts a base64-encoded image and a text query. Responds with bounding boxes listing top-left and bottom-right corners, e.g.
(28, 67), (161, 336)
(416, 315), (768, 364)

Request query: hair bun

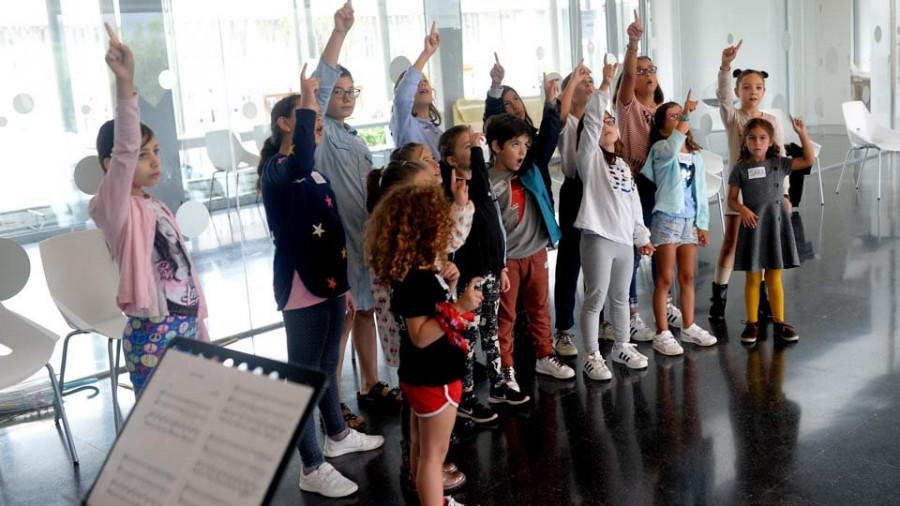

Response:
(760, 70), (769, 78)
(732, 68), (742, 78)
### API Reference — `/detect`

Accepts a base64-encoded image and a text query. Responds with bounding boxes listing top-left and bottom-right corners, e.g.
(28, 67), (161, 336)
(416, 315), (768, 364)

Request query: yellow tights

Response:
(745, 270), (784, 323)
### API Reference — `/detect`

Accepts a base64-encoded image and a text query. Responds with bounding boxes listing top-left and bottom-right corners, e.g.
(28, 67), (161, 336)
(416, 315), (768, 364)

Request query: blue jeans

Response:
(283, 296), (347, 468)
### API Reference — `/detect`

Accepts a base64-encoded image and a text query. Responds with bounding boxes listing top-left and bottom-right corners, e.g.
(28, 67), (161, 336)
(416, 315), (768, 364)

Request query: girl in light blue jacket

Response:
(642, 93), (717, 355)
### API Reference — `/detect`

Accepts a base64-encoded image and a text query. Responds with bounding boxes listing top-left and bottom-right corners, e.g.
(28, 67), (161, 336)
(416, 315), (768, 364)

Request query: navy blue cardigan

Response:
(261, 109), (349, 310)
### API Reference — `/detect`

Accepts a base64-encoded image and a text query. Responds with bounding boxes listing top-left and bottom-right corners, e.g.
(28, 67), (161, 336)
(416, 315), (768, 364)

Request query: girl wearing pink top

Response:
(612, 11), (683, 341)
(90, 25), (208, 395)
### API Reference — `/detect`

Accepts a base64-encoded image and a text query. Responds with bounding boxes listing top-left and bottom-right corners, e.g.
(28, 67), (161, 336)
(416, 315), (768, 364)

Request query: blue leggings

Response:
(123, 315), (198, 396)
(283, 296), (348, 469)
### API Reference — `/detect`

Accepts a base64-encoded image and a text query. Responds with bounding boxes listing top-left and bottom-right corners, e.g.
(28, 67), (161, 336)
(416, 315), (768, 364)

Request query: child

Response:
(728, 117), (814, 343)
(556, 60), (614, 354)
(391, 22), (444, 159)
(258, 64), (385, 498)
(643, 94), (718, 355)
(308, 2), (392, 427)
(712, 40), (787, 320)
(440, 126), (531, 414)
(613, 10), (682, 340)
(366, 183), (482, 506)
(572, 55), (654, 380)
(487, 113), (575, 391)
(485, 53), (561, 205)
(367, 157), (470, 493)
(91, 23), (208, 396)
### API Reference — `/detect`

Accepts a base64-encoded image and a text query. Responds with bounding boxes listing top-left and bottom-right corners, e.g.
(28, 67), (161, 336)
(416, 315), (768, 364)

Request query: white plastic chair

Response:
(764, 108), (825, 205)
(205, 130), (264, 234)
(699, 149), (726, 232)
(835, 101), (900, 200)
(0, 239), (78, 465)
(39, 229), (127, 433)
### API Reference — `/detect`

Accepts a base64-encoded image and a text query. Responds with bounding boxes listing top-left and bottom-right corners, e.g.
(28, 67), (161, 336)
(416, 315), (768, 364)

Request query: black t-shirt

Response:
(391, 269), (467, 386)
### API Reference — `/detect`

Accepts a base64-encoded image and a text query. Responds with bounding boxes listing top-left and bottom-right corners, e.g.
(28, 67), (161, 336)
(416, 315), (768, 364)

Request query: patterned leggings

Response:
(122, 315), (198, 396)
(461, 272), (503, 392)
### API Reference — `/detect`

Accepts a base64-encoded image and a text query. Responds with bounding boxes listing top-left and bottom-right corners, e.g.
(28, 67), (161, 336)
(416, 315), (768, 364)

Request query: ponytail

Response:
(366, 160), (430, 212)
(257, 93), (301, 192)
(365, 169), (385, 213)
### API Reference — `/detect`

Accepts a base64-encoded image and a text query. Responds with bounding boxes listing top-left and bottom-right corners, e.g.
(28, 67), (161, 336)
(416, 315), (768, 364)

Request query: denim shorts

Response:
(650, 212), (699, 246)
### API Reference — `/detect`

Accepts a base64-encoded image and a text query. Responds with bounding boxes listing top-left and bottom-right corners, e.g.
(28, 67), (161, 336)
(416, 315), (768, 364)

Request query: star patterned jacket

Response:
(260, 108), (350, 310)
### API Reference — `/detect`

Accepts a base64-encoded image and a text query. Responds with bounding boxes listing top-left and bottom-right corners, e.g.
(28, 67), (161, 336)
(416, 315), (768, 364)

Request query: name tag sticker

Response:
(311, 171), (327, 185)
(678, 153), (692, 165)
(748, 166), (766, 179)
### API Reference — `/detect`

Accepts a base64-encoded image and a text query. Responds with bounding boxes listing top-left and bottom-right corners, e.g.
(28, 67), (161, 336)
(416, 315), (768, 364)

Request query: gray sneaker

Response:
(553, 330), (579, 357)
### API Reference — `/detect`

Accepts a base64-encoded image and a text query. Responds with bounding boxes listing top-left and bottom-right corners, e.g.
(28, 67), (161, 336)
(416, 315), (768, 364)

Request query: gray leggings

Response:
(580, 234), (633, 352)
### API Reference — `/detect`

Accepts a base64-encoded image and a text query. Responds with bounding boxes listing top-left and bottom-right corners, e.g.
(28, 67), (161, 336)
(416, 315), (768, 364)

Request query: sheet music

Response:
(87, 349), (315, 506)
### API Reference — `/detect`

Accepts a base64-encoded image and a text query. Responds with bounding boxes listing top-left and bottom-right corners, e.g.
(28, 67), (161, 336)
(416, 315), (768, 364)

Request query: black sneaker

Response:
(488, 384), (531, 405)
(457, 396), (499, 423)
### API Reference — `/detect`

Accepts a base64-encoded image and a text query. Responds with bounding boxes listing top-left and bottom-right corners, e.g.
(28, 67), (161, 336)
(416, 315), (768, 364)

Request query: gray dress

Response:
(728, 157), (800, 272)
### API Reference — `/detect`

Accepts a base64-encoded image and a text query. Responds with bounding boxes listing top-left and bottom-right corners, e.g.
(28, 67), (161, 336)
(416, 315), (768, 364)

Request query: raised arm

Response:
(393, 22), (439, 132)
(575, 87), (610, 174)
(789, 117), (817, 169)
(483, 52), (506, 121)
(314, 2), (354, 112)
(618, 10), (643, 107)
(90, 23), (138, 239)
(717, 40), (742, 124)
(262, 65), (318, 187)
(412, 21), (440, 72)
(560, 59), (588, 126)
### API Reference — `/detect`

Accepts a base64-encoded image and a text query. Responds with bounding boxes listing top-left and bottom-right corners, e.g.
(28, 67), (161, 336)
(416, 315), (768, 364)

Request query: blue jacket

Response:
(642, 131), (710, 230)
(521, 162), (562, 245)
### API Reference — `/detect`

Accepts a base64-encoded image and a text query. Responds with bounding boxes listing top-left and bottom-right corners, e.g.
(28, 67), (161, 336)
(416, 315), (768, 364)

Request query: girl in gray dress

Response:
(727, 118), (816, 344)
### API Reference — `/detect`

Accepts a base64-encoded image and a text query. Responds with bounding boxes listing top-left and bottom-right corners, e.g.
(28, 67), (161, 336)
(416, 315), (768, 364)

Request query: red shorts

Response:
(400, 380), (462, 418)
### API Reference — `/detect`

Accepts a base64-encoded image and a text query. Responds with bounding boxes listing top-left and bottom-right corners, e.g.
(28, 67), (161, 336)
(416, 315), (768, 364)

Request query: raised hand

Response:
(490, 52), (505, 89)
(543, 72), (561, 103)
(721, 39), (743, 68)
(104, 22), (134, 83)
(790, 115), (808, 136)
(424, 21), (441, 56)
(469, 128), (485, 147)
(683, 89), (698, 117)
(299, 63), (321, 110)
(570, 59), (589, 85)
(626, 10), (644, 43)
(333, 0), (355, 33)
(601, 53), (618, 86)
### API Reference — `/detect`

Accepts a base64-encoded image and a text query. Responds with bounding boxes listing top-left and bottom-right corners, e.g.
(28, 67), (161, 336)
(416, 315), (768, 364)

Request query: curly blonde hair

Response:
(366, 183), (454, 282)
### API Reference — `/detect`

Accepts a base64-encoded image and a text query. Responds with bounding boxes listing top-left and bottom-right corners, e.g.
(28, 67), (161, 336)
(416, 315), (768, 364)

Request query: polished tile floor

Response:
(3, 137), (900, 505)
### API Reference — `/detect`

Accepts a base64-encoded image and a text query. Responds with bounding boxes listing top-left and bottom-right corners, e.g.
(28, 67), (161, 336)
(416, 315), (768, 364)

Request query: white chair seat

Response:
(90, 315), (129, 341)
(0, 304), (56, 388)
(836, 101), (900, 199)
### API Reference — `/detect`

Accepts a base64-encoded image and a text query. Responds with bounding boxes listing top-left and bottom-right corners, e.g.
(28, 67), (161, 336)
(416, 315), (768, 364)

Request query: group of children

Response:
(90, 4), (814, 506)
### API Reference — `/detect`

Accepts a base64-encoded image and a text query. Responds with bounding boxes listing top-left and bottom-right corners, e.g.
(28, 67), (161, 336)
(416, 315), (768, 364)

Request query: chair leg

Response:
(716, 191), (726, 232)
(877, 151), (883, 200)
(836, 147), (855, 194)
(55, 329), (88, 424)
(816, 158), (825, 206)
(856, 147), (872, 189)
(46, 363), (79, 466)
(108, 339), (123, 434)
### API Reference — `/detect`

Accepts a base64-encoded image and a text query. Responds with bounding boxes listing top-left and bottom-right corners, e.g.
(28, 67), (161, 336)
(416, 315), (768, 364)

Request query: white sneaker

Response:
(582, 351), (612, 381)
(502, 366), (520, 392)
(598, 320), (616, 341)
(298, 462), (358, 498)
(652, 330), (684, 356)
(611, 342), (649, 369)
(629, 313), (655, 342)
(553, 330), (579, 357)
(681, 323), (717, 346)
(535, 355), (576, 379)
(667, 302), (684, 328)
(446, 496), (465, 506)
(323, 428), (384, 458)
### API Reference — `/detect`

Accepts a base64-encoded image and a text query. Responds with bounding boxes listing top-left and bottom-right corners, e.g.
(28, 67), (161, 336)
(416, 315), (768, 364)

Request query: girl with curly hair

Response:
(366, 184), (483, 506)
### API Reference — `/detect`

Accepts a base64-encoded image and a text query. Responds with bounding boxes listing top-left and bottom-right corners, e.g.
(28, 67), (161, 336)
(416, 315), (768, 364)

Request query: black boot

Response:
(709, 282), (728, 320)
(759, 282), (772, 320)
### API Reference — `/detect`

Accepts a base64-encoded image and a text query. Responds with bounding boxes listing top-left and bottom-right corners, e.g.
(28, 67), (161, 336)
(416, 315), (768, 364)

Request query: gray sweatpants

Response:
(580, 233), (633, 353)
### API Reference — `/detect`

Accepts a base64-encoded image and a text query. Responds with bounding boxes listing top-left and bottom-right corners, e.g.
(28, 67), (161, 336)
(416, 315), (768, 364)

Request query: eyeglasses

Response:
(602, 117), (617, 126)
(332, 88), (361, 99)
(666, 113), (680, 120)
(635, 66), (658, 75)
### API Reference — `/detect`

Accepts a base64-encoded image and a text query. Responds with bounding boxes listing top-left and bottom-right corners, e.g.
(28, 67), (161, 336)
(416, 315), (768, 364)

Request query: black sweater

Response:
(261, 109), (349, 309)
(442, 147), (506, 285)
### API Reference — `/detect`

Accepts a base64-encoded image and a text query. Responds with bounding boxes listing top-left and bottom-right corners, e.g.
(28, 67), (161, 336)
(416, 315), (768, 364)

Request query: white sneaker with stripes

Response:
(583, 351), (612, 381)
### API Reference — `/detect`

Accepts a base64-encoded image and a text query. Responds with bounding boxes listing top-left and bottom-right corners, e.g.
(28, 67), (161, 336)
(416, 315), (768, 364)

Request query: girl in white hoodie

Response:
(571, 55), (655, 381)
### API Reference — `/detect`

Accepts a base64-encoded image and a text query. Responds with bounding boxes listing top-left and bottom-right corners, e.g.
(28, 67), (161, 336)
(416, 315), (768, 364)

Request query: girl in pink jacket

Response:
(89, 24), (208, 396)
